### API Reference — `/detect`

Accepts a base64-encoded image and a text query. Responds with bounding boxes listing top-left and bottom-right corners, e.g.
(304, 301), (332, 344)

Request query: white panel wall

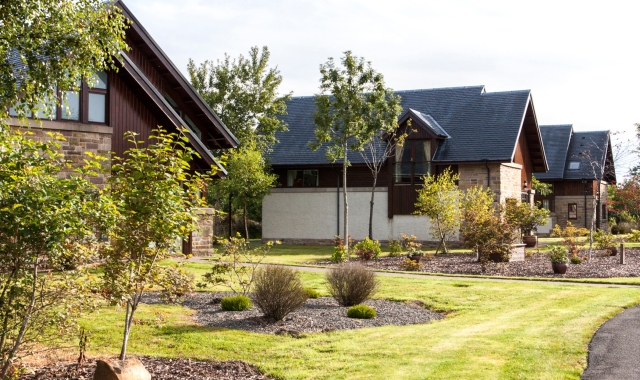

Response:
(263, 188), (439, 241)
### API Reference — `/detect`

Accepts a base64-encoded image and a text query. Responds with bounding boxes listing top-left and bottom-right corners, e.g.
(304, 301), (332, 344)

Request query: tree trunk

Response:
(119, 302), (132, 361)
(243, 202), (249, 241)
(368, 175), (377, 240)
(228, 193), (233, 238)
(343, 142), (349, 255)
(214, 193), (220, 237)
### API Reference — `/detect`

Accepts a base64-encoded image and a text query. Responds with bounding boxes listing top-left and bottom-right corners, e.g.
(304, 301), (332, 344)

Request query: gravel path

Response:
(19, 356), (268, 380)
(582, 305), (640, 380)
(315, 249), (640, 279)
(143, 293), (444, 335)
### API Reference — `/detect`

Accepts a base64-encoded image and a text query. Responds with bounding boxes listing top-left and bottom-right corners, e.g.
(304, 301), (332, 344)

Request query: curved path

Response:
(582, 305), (640, 379)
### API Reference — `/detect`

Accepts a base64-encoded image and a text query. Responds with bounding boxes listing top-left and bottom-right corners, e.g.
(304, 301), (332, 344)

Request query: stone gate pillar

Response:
(191, 208), (215, 256)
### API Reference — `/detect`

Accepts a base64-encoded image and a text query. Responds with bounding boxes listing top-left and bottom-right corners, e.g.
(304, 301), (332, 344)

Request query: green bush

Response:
(346, 304), (377, 319)
(388, 239), (403, 257)
(331, 237), (349, 263)
(570, 257), (582, 264)
(628, 229), (640, 243)
(547, 245), (569, 264)
(221, 295), (252, 311)
(594, 229), (615, 249)
(354, 237), (381, 261)
(304, 288), (321, 299)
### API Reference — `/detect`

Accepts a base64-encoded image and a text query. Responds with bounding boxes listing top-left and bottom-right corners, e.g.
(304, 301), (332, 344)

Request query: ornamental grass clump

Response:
(221, 295), (252, 311)
(304, 288), (321, 299)
(353, 237), (381, 261)
(346, 304), (376, 319)
(253, 266), (308, 321)
(326, 262), (379, 307)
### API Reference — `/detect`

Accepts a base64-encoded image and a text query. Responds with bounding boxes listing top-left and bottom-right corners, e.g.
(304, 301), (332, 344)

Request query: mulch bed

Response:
(19, 356), (267, 380)
(316, 249), (640, 278)
(143, 293), (444, 335)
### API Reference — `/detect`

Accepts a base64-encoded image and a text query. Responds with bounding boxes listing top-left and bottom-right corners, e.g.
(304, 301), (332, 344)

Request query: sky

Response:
(124, 0), (640, 172)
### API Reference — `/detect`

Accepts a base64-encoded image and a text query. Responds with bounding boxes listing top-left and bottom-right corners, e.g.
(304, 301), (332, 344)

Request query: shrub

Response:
(547, 245), (569, 264)
(221, 295), (252, 311)
(304, 288), (321, 299)
(331, 236), (349, 263)
(570, 257), (582, 264)
(594, 229), (615, 250)
(253, 266), (308, 321)
(401, 234), (422, 255)
(628, 229), (640, 242)
(346, 304), (376, 319)
(326, 262), (379, 306)
(611, 225), (624, 235)
(551, 222), (588, 257)
(388, 239), (403, 257)
(354, 238), (382, 261)
(399, 258), (422, 271)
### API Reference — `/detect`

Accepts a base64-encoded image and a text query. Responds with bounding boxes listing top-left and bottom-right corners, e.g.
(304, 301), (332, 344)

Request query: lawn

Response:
(80, 266), (640, 379)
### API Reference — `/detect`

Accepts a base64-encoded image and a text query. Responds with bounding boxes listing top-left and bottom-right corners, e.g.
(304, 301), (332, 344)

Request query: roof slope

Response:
(535, 125), (573, 180)
(268, 86), (534, 166)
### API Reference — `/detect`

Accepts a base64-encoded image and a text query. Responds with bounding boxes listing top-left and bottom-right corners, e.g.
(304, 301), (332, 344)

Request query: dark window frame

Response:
(393, 139), (432, 185)
(568, 203), (578, 219)
(286, 169), (319, 187)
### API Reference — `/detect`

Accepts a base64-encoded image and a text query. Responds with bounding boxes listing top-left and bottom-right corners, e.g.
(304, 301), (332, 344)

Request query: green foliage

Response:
(346, 304), (377, 319)
(310, 51), (402, 253)
(503, 198), (550, 238)
(401, 234), (423, 256)
(414, 167), (462, 254)
(531, 176), (553, 196)
(388, 239), (403, 257)
(593, 229), (616, 250)
(187, 46), (291, 149)
(304, 288), (321, 299)
(221, 295), (252, 311)
(551, 222), (589, 257)
(253, 266), (308, 321)
(197, 236), (277, 295)
(331, 237), (349, 263)
(570, 257), (583, 264)
(399, 258), (423, 271)
(460, 187), (515, 265)
(354, 238), (381, 261)
(547, 245), (569, 264)
(0, 125), (105, 375)
(0, 0), (128, 119)
(628, 230), (640, 242)
(99, 129), (209, 360)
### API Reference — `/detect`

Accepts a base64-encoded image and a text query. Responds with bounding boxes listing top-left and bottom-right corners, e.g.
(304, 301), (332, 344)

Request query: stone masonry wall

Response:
(457, 163), (523, 203)
(554, 195), (596, 230)
(192, 208), (215, 256)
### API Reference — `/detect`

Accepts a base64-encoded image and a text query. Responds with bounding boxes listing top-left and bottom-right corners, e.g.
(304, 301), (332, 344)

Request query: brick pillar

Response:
(191, 208), (215, 256)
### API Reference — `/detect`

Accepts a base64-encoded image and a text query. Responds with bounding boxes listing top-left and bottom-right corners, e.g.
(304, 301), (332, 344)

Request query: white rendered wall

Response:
(537, 216), (554, 235)
(263, 187), (438, 242)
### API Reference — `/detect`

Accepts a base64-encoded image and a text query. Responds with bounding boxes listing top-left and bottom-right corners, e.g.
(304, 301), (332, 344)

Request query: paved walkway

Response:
(582, 304), (640, 379)
(182, 257), (640, 288)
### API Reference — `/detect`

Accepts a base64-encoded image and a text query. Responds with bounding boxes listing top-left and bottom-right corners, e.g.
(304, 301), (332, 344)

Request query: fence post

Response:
(620, 243), (626, 265)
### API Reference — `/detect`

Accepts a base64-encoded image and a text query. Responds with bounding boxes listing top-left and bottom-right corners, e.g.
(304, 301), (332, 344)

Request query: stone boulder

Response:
(93, 358), (151, 380)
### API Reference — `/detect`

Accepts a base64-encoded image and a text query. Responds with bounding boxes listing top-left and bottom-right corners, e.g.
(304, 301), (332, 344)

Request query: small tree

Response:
(0, 126), (105, 378)
(310, 51), (402, 254)
(503, 198), (550, 241)
(531, 175), (553, 196)
(100, 129), (209, 361)
(414, 167), (461, 254)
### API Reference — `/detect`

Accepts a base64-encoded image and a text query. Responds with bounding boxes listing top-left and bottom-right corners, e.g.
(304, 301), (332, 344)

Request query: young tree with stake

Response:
(310, 51), (402, 253)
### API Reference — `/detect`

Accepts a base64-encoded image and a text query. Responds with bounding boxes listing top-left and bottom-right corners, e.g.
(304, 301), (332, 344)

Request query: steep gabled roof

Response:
(401, 109), (450, 138)
(268, 85), (546, 169)
(535, 125), (573, 180)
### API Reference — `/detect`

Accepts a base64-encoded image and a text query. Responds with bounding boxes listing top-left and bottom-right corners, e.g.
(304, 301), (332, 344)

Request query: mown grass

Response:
(79, 269), (640, 379)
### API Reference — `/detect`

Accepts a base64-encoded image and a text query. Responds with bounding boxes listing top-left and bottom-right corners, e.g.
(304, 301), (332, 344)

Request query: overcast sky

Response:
(124, 0), (639, 171)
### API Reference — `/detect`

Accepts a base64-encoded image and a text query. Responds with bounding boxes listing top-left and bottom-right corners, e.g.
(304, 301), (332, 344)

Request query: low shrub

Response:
(253, 266), (308, 321)
(388, 239), (403, 257)
(570, 257), (582, 264)
(221, 295), (252, 311)
(331, 236), (349, 263)
(547, 245), (569, 264)
(304, 287), (320, 299)
(594, 229), (615, 250)
(399, 258), (422, 271)
(326, 262), (379, 307)
(628, 229), (640, 242)
(611, 225), (624, 235)
(346, 304), (376, 319)
(354, 237), (381, 261)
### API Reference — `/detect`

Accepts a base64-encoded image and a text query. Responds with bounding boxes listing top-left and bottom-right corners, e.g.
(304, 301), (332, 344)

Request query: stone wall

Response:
(192, 208), (215, 256)
(457, 163), (523, 203)
(554, 195), (596, 230)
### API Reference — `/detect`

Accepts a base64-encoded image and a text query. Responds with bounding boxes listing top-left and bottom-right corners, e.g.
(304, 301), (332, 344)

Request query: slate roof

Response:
(268, 86), (533, 166)
(534, 126), (610, 180)
(534, 125), (573, 180)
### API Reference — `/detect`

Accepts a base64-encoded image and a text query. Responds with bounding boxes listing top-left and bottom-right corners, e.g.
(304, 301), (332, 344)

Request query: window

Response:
(87, 71), (107, 123)
(184, 115), (202, 139)
(602, 203), (607, 221)
(394, 140), (431, 183)
(568, 203), (578, 219)
(287, 170), (318, 187)
(568, 161), (580, 170)
(542, 199), (550, 210)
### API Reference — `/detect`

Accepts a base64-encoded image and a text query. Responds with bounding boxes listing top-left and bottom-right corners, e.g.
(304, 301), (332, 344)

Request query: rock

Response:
(93, 358), (151, 380)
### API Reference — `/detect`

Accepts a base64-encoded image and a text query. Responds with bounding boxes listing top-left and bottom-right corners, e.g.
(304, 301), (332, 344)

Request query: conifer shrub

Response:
(221, 295), (252, 311)
(326, 262), (379, 306)
(346, 304), (376, 319)
(253, 266), (308, 321)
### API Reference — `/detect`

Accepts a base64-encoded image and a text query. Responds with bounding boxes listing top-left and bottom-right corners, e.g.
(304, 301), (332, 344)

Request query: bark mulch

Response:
(316, 249), (640, 278)
(19, 356), (268, 380)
